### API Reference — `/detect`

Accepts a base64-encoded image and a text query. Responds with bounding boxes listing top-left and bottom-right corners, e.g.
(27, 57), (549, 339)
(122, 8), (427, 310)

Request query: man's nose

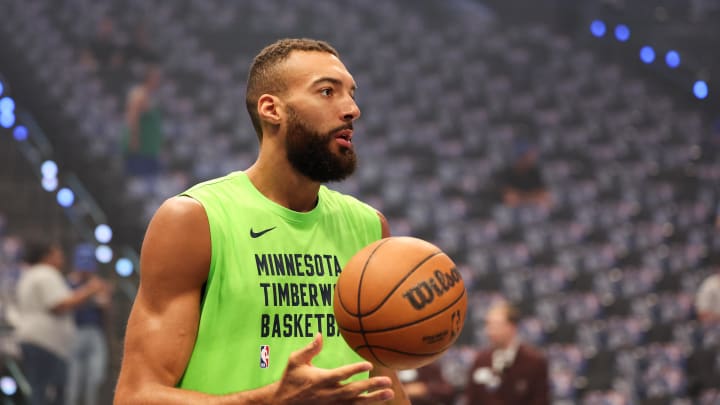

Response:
(342, 98), (361, 122)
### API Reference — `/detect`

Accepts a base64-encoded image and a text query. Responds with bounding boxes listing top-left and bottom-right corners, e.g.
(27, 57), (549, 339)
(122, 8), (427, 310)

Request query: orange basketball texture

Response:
(333, 236), (467, 370)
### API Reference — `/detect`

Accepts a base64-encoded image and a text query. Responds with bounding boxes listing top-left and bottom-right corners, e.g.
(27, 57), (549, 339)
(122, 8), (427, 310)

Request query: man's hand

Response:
(272, 333), (394, 404)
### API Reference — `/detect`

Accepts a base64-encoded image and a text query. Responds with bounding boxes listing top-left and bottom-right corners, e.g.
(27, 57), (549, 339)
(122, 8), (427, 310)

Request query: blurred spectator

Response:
(122, 64), (164, 179)
(695, 267), (720, 325)
(464, 301), (550, 405)
(80, 17), (123, 71)
(699, 118), (720, 163)
(66, 243), (113, 405)
(496, 141), (552, 208)
(399, 362), (456, 405)
(123, 24), (159, 64)
(14, 240), (107, 405)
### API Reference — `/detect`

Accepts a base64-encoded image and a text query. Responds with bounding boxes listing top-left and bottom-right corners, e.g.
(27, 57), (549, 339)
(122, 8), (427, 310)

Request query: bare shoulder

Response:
(139, 196), (211, 290)
(146, 196), (209, 245)
(376, 210), (391, 238)
(153, 195), (206, 219)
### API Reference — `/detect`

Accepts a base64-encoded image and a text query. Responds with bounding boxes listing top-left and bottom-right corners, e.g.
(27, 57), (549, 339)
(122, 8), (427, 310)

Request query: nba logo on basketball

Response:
(260, 345), (270, 368)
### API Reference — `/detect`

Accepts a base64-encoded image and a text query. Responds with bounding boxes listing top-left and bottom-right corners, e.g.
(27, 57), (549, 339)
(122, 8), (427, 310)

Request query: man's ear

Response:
(258, 94), (282, 126)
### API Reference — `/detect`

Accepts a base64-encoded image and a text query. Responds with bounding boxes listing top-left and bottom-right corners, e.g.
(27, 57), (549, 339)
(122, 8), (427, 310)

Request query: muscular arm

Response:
(369, 211), (411, 405)
(115, 197), (394, 404)
(115, 196), (274, 404)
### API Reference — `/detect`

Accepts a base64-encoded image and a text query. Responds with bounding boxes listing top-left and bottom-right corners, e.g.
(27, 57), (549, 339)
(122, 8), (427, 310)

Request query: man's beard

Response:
(285, 107), (357, 183)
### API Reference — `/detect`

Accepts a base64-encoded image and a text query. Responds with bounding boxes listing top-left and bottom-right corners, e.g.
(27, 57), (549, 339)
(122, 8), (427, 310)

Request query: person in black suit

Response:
(400, 362), (456, 405)
(465, 301), (550, 405)
(497, 141), (551, 208)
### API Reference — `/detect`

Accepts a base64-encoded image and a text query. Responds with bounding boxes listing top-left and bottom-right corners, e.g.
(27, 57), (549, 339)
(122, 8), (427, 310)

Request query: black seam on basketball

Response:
(359, 250), (444, 317)
(337, 288), (466, 334)
(352, 344), (450, 357)
(339, 239), (392, 316)
(356, 239), (392, 366)
(336, 240), (392, 317)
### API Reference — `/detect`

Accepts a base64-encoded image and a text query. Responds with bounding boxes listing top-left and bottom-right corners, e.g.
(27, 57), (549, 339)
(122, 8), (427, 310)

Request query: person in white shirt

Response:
(15, 240), (107, 405)
(696, 269), (720, 325)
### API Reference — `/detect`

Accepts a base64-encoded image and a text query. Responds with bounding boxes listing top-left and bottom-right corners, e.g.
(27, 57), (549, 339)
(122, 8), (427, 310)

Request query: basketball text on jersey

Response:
(402, 267), (462, 310)
(260, 313), (338, 338)
(255, 253), (343, 277)
(255, 252), (343, 339)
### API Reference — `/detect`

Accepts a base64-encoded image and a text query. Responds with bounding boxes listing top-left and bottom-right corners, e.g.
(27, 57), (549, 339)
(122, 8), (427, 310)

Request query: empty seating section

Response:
(2, 0), (719, 402)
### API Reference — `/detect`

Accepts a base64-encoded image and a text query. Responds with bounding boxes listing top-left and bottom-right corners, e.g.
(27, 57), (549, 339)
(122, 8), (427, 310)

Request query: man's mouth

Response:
(335, 129), (353, 141)
(334, 128), (353, 148)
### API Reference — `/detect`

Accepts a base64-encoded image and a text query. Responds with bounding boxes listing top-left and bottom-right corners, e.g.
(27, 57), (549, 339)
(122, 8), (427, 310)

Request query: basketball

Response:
(333, 236), (467, 370)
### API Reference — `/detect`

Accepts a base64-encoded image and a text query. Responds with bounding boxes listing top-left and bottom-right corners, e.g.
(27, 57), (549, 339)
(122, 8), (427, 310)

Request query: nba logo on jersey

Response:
(260, 345), (270, 368)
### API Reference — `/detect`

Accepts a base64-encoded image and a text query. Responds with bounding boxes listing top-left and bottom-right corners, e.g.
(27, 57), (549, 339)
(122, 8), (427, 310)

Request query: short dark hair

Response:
(491, 301), (521, 326)
(245, 38), (339, 140)
(504, 303), (522, 325)
(23, 239), (56, 265)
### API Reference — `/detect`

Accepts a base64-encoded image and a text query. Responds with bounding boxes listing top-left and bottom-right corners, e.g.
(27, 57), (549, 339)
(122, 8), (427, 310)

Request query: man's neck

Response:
(246, 157), (321, 212)
(495, 337), (519, 352)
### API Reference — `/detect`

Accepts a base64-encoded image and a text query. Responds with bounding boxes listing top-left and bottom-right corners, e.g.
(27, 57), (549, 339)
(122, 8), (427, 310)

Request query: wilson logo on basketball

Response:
(402, 267), (462, 310)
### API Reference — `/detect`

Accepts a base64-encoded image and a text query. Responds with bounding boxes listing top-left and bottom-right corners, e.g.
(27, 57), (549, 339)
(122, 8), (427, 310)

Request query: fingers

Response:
(283, 335), (396, 403)
(312, 376), (393, 404)
(340, 376), (393, 400)
(289, 333), (323, 366)
(356, 387), (395, 403)
(324, 361), (374, 382)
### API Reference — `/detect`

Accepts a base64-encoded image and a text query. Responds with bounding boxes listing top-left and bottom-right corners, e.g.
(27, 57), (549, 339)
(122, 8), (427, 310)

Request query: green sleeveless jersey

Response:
(121, 107), (163, 156)
(177, 171), (381, 394)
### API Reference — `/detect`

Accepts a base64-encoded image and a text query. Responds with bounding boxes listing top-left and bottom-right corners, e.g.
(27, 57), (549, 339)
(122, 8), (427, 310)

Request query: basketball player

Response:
(114, 39), (409, 404)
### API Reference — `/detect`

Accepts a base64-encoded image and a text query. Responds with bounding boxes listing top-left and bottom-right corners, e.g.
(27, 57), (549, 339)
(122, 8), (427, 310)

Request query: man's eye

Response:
(320, 88), (332, 96)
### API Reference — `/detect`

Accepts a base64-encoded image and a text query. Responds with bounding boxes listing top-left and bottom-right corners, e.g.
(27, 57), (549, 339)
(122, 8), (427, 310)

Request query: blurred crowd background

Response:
(1, 0), (720, 404)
